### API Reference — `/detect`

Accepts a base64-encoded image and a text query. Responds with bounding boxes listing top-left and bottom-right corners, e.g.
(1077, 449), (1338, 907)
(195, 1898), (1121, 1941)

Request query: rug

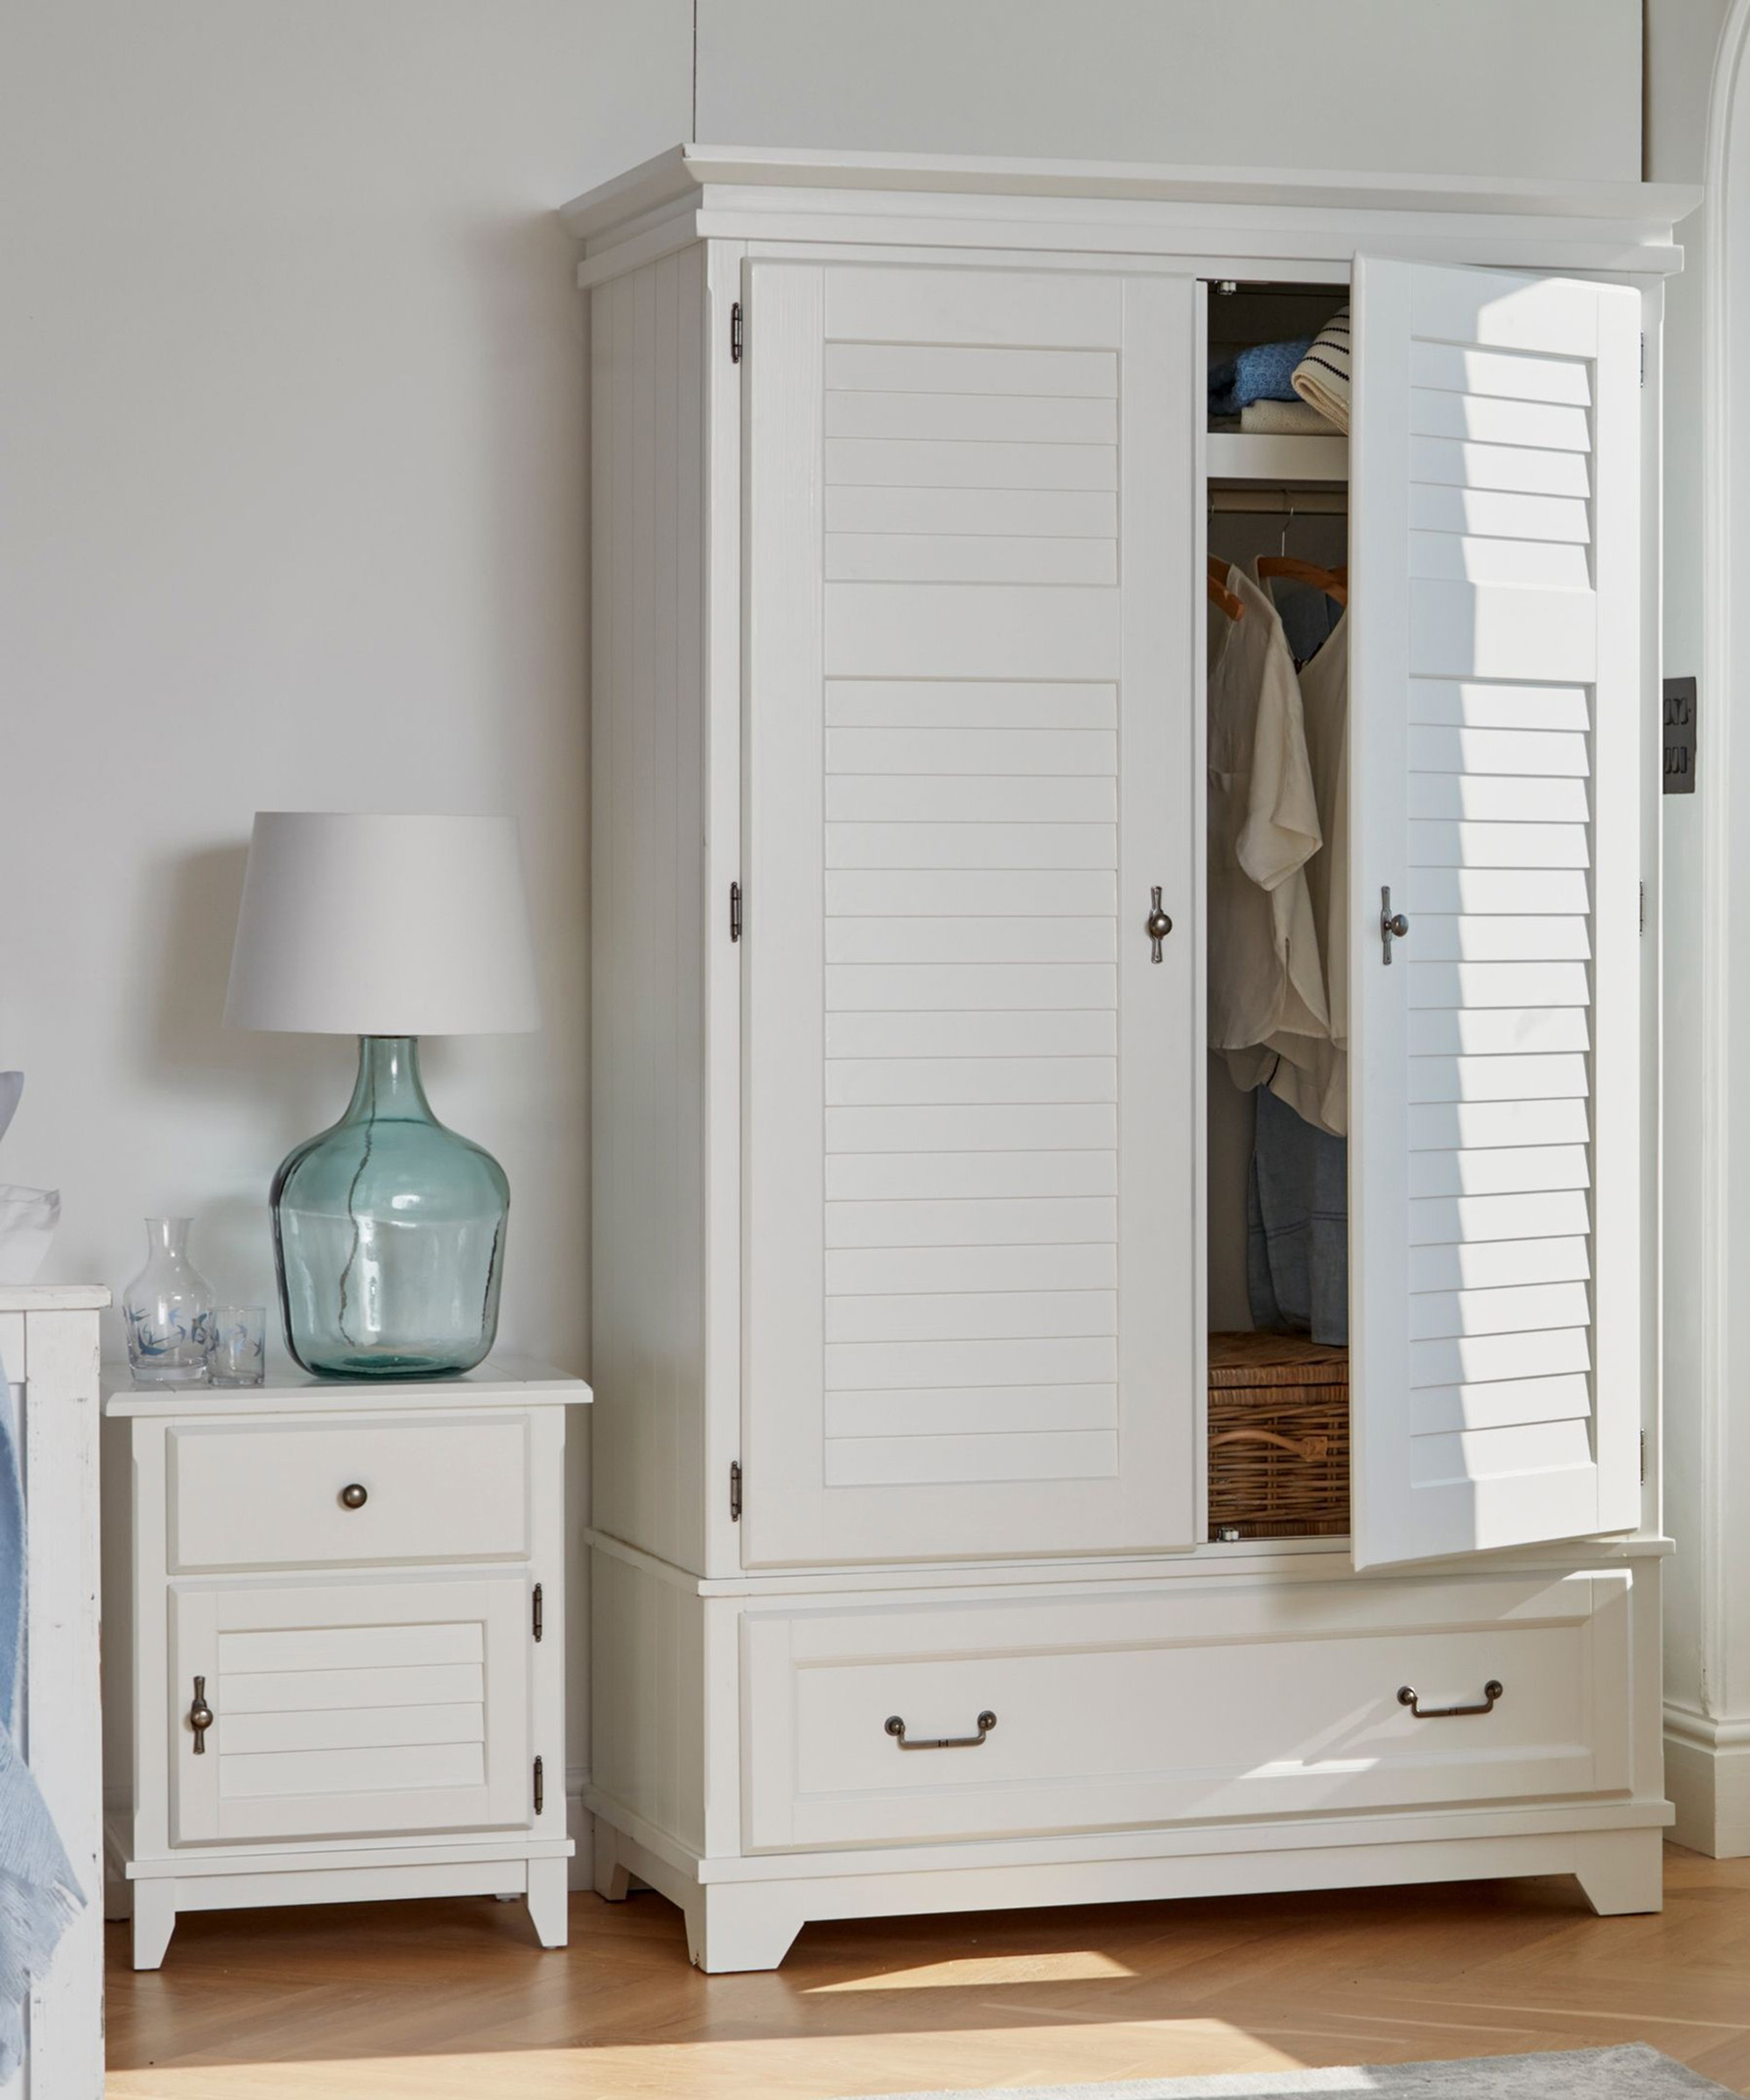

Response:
(847, 2044), (1734, 2098)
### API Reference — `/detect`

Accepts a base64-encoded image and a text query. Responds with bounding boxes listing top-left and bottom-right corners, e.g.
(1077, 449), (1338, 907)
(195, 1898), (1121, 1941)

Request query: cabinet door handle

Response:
(1381, 885), (1410, 964)
(885, 1709), (997, 1751)
(340, 1482), (368, 1508)
(1145, 885), (1173, 962)
(189, 1675), (214, 1754)
(1397, 1677), (1502, 1720)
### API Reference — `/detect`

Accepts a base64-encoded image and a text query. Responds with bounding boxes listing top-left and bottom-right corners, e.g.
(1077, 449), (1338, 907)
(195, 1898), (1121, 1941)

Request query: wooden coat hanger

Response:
(1207, 552), (1245, 623)
(1256, 554), (1348, 606)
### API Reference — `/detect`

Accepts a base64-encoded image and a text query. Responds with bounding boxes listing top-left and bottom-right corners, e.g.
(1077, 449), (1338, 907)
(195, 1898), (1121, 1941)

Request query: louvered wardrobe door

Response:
(1349, 258), (1643, 1569)
(740, 262), (1200, 1568)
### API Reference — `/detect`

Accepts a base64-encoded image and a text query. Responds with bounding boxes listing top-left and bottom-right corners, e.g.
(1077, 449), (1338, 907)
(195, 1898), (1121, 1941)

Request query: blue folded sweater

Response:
(1209, 337), (1314, 416)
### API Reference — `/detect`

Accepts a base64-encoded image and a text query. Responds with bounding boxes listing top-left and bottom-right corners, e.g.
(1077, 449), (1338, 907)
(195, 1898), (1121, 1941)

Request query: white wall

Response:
(697, 0), (1643, 178)
(1, 0), (1659, 1827)
(0, 0), (690, 1782)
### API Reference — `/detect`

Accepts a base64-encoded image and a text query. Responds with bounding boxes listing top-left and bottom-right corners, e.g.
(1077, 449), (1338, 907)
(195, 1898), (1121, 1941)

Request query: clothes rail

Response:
(1208, 486), (1348, 514)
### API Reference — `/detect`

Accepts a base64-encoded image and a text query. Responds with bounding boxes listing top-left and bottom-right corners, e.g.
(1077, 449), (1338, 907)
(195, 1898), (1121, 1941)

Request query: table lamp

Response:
(225, 812), (539, 1378)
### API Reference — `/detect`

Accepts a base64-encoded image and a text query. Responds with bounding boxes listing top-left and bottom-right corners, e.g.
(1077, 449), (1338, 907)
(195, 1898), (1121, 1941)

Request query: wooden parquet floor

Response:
(105, 1844), (1750, 2099)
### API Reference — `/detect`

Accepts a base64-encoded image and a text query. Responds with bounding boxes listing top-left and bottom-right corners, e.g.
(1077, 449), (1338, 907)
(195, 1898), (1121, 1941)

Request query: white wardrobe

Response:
(564, 146), (1696, 1972)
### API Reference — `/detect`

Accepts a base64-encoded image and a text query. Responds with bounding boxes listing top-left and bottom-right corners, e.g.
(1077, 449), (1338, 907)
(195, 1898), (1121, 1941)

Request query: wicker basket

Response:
(1208, 1331), (1349, 1540)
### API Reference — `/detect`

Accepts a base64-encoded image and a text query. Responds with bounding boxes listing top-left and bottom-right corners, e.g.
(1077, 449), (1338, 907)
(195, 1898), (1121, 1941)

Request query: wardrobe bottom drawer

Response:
(740, 1570), (1634, 1853)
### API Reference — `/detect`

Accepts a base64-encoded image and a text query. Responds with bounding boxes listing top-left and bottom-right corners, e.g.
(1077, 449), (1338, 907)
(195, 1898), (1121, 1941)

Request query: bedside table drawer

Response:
(167, 1414), (530, 1572)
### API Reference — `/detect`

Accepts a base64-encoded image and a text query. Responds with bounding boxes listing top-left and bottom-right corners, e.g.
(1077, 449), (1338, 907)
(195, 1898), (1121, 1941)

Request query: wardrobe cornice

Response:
(561, 142), (1701, 287)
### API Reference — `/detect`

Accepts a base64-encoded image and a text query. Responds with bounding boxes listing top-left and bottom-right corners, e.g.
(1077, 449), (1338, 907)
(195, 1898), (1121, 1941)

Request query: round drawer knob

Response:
(340, 1482), (368, 1509)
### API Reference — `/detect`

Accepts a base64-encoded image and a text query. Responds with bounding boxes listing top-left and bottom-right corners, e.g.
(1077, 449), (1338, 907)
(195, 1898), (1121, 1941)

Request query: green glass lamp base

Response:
(270, 1037), (509, 1380)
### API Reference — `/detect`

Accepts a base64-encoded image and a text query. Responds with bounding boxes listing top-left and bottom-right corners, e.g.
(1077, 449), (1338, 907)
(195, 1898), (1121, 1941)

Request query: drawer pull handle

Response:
(885, 1709), (997, 1752)
(188, 1676), (214, 1754)
(1397, 1677), (1502, 1720)
(340, 1482), (368, 1509)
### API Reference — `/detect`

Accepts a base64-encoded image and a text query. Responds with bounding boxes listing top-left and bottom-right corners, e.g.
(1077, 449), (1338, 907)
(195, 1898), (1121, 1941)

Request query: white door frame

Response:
(1663, 0), (1750, 1857)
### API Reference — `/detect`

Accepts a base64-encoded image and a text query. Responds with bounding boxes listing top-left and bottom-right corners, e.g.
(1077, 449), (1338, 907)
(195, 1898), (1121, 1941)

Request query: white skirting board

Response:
(1664, 1704), (1750, 1857)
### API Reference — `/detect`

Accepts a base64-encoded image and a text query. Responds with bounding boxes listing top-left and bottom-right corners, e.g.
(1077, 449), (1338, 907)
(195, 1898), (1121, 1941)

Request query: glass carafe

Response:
(122, 1218), (215, 1386)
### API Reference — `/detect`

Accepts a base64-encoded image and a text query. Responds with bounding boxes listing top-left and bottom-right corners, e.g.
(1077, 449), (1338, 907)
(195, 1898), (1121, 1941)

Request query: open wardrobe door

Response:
(1348, 257), (1643, 1571)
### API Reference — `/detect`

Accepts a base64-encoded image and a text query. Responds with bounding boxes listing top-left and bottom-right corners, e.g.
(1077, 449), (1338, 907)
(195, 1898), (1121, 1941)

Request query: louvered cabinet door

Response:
(1349, 258), (1643, 1569)
(170, 1577), (530, 1844)
(740, 261), (1200, 1568)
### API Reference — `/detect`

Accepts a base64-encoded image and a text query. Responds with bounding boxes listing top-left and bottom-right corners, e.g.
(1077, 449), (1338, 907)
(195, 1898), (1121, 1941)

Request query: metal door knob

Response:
(340, 1482), (368, 1509)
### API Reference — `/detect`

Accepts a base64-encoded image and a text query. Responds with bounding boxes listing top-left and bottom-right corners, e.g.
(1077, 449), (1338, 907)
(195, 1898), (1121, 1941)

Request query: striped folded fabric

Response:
(1292, 307), (1351, 431)
(1240, 398), (1338, 435)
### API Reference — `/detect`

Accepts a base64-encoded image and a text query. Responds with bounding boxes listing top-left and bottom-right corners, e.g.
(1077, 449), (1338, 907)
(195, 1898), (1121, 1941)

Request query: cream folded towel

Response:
(1240, 398), (1339, 436)
(1292, 307), (1351, 432)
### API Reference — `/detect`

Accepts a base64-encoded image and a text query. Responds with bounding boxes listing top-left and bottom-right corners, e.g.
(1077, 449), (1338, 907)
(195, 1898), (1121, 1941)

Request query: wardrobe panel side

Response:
(590, 242), (713, 1575)
(588, 1548), (708, 1860)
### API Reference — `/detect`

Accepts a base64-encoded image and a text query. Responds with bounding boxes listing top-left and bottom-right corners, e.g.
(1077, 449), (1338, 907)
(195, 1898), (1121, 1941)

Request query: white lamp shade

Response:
(225, 813), (540, 1035)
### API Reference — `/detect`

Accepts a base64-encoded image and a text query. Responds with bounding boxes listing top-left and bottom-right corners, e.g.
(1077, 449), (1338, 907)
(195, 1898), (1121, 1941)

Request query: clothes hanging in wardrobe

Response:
(1243, 576), (1350, 1344)
(1256, 559), (1345, 671)
(1206, 564), (1328, 1093)
(1259, 601), (1350, 1141)
(1247, 1083), (1349, 1346)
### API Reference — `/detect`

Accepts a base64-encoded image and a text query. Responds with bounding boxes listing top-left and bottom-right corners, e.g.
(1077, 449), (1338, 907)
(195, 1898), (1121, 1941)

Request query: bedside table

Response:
(100, 1357), (590, 1969)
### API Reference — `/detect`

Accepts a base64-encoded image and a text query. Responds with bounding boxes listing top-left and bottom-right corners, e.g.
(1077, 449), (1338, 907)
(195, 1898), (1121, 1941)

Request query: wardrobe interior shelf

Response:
(1206, 430), (1348, 482)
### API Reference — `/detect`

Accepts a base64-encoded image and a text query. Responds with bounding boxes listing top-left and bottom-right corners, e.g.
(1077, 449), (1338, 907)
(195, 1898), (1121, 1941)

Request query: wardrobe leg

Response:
(526, 1856), (570, 1948)
(592, 1821), (633, 1902)
(684, 1882), (805, 1973)
(1574, 1829), (1664, 1916)
(131, 1881), (178, 1970)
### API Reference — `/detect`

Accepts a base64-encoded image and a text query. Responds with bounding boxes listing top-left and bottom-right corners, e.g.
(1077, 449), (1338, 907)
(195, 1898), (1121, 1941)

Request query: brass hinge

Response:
(730, 880), (742, 942)
(731, 301), (743, 363)
(730, 1460), (742, 1522)
(532, 1582), (543, 1642)
(1641, 1431), (1647, 1485)
(533, 1754), (544, 1816)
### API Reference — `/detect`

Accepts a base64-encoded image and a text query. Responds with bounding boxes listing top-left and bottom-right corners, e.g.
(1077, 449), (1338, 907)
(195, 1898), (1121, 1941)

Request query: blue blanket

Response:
(1208, 337), (1315, 417)
(0, 1356), (83, 2081)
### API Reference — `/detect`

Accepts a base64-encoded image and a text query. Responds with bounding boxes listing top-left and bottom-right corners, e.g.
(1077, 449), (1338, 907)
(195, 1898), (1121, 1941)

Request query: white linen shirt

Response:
(1206, 564), (1329, 1088)
(1263, 608), (1349, 1138)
